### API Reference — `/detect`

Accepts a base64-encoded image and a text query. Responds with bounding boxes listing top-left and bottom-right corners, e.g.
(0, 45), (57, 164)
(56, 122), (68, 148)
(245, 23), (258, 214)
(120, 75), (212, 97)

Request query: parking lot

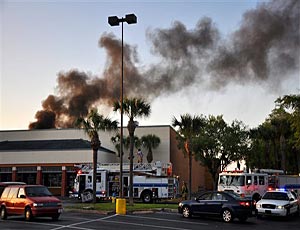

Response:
(1, 210), (300, 230)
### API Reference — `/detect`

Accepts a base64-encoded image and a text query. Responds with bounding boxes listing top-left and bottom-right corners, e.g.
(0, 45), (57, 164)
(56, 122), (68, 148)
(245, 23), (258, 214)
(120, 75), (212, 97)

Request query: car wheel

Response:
(182, 206), (191, 218)
(0, 207), (7, 220)
(222, 209), (233, 222)
(142, 191), (152, 203)
(52, 214), (60, 221)
(25, 207), (32, 221)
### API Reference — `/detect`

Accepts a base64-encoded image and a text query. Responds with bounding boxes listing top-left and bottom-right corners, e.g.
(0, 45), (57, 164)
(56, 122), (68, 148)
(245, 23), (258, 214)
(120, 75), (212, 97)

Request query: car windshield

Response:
(219, 175), (245, 186)
(25, 186), (53, 197)
(262, 192), (289, 201)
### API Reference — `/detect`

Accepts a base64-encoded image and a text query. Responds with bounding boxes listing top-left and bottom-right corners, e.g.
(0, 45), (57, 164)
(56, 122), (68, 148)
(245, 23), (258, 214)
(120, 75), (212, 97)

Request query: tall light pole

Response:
(108, 14), (137, 198)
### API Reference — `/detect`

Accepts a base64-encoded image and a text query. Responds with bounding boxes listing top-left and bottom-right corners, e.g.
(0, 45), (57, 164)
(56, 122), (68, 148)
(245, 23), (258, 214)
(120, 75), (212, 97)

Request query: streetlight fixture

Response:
(108, 13), (137, 199)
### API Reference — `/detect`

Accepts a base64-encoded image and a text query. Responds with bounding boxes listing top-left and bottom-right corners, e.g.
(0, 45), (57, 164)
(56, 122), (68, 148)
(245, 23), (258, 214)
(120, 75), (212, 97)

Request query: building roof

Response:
(0, 139), (115, 154)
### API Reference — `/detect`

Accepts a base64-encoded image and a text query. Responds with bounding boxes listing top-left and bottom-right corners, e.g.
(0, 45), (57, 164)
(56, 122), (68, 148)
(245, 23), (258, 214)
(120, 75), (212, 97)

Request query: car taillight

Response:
(239, 201), (250, 207)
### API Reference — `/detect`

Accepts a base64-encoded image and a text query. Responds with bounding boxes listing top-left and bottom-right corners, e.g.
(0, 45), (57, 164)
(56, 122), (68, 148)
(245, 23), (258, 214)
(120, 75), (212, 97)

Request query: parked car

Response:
(0, 184), (63, 221)
(0, 182), (26, 197)
(256, 189), (300, 218)
(178, 191), (253, 222)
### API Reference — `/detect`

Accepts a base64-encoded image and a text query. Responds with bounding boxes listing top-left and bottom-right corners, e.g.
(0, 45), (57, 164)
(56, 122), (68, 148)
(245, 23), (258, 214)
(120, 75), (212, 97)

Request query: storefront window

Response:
(42, 166), (61, 187)
(0, 167), (12, 182)
(17, 167), (36, 184)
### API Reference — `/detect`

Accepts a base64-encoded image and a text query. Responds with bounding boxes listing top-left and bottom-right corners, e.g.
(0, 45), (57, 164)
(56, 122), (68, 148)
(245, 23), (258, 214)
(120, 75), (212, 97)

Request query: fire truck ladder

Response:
(77, 161), (171, 176)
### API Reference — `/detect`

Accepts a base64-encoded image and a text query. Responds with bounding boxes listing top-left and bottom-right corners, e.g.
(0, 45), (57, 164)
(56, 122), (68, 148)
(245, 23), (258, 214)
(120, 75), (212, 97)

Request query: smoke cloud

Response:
(29, 0), (299, 129)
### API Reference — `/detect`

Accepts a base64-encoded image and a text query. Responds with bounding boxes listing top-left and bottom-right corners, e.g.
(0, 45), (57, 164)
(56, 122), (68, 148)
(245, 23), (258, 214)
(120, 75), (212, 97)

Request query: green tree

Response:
(75, 109), (118, 203)
(111, 134), (140, 157)
(269, 108), (291, 172)
(111, 133), (123, 157)
(248, 94), (300, 174)
(141, 134), (161, 163)
(113, 97), (151, 205)
(172, 114), (205, 199)
(194, 115), (250, 189)
(276, 94), (300, 172)
(249, 123), (276, 169)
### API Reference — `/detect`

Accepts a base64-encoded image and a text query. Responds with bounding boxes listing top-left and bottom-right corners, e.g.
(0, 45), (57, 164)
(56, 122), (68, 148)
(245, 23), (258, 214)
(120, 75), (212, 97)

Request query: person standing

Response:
(137, 149), (143, 163)
(181, 181), (188, 200)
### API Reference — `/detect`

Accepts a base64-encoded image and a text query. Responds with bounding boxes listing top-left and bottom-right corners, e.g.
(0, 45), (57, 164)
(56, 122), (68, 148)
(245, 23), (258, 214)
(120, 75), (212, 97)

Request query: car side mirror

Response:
(289, 198), (294, 201)
(20, 195), (26, 199)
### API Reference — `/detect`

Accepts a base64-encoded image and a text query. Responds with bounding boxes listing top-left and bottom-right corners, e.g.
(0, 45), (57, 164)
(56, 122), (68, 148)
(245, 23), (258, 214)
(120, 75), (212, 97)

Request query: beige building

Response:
(0, 126), (212, 196)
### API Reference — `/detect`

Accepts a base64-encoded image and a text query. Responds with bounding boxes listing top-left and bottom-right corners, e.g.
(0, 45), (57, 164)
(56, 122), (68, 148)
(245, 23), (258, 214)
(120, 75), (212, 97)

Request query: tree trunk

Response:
(146, 148), (153, 163)
(280, 134), (286, 172)
(297, 149), (300, 174)
(128, 119), (136, 205)
(265, 140), (271, 168)
(273, 139), (279, 168)
(188, 151), (192, 200)
(92, 148), (97, 204)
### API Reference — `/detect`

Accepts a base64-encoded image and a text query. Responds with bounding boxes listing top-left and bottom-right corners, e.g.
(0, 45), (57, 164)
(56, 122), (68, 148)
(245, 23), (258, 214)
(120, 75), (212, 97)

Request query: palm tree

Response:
(113, 97), (151, 205)
(141, 134), (161, 163)
(172, 114), (204, 199)
(111, 133), (123, 157)
(75, 109), (118, 203)
(111, 134), (141, 157)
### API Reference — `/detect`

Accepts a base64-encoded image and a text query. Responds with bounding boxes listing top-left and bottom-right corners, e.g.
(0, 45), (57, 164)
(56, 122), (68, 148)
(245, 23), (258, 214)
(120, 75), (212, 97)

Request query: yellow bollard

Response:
(116, 198), (126, 215)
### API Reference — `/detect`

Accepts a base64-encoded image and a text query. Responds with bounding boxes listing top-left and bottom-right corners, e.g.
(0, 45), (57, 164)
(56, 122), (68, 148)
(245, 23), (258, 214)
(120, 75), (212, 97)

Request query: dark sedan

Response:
(178, 191), (253, 222)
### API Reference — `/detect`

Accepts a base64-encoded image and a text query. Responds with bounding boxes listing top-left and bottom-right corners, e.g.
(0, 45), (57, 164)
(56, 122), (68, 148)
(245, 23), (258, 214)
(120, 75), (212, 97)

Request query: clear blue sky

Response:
(1, 0), (299, 130)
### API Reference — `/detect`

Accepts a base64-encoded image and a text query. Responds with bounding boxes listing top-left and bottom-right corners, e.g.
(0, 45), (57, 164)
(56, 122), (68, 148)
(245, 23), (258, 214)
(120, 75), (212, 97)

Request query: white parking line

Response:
(3, 213), (209, 230)
(51, 213), (205, 230)
(125, 214), (209, 226)
(50, 214), (118, 230)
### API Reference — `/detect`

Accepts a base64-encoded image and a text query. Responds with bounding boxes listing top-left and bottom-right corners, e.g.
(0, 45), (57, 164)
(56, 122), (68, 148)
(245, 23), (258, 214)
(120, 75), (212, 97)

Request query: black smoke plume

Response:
(29, 0), (299, 129)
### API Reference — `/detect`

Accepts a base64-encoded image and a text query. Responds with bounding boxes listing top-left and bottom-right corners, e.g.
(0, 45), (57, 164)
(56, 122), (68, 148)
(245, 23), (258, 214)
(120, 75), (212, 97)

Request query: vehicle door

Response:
(193, 192), (212, 214)
(244, 176), (253, 197)
(0, 187), (11, 213)
(95, 171), (104, 196)
(208, 192), (226, 214)
(253, 176), (258, 194)
(5, 187), (19, 215)
(14, 187), (26, 215)
(288, 192), (299, 213)
(78, 175), (86, 194)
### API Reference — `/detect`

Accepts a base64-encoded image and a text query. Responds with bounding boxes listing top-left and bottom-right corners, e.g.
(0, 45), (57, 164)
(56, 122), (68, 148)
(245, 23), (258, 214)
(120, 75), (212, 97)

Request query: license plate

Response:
(265, 210), (271, 214)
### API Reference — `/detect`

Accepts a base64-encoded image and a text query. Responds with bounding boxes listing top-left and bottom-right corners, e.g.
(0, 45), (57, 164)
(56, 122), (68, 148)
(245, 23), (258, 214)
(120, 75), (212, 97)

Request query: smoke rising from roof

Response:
(29, 0), (299, 129)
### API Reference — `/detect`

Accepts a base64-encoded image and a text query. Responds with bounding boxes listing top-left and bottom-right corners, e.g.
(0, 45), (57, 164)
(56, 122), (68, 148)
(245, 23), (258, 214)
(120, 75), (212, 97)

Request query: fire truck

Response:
(256, 169), (300, 194)
(69, 161), (179, 203)
(218, 170), (269, 202)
